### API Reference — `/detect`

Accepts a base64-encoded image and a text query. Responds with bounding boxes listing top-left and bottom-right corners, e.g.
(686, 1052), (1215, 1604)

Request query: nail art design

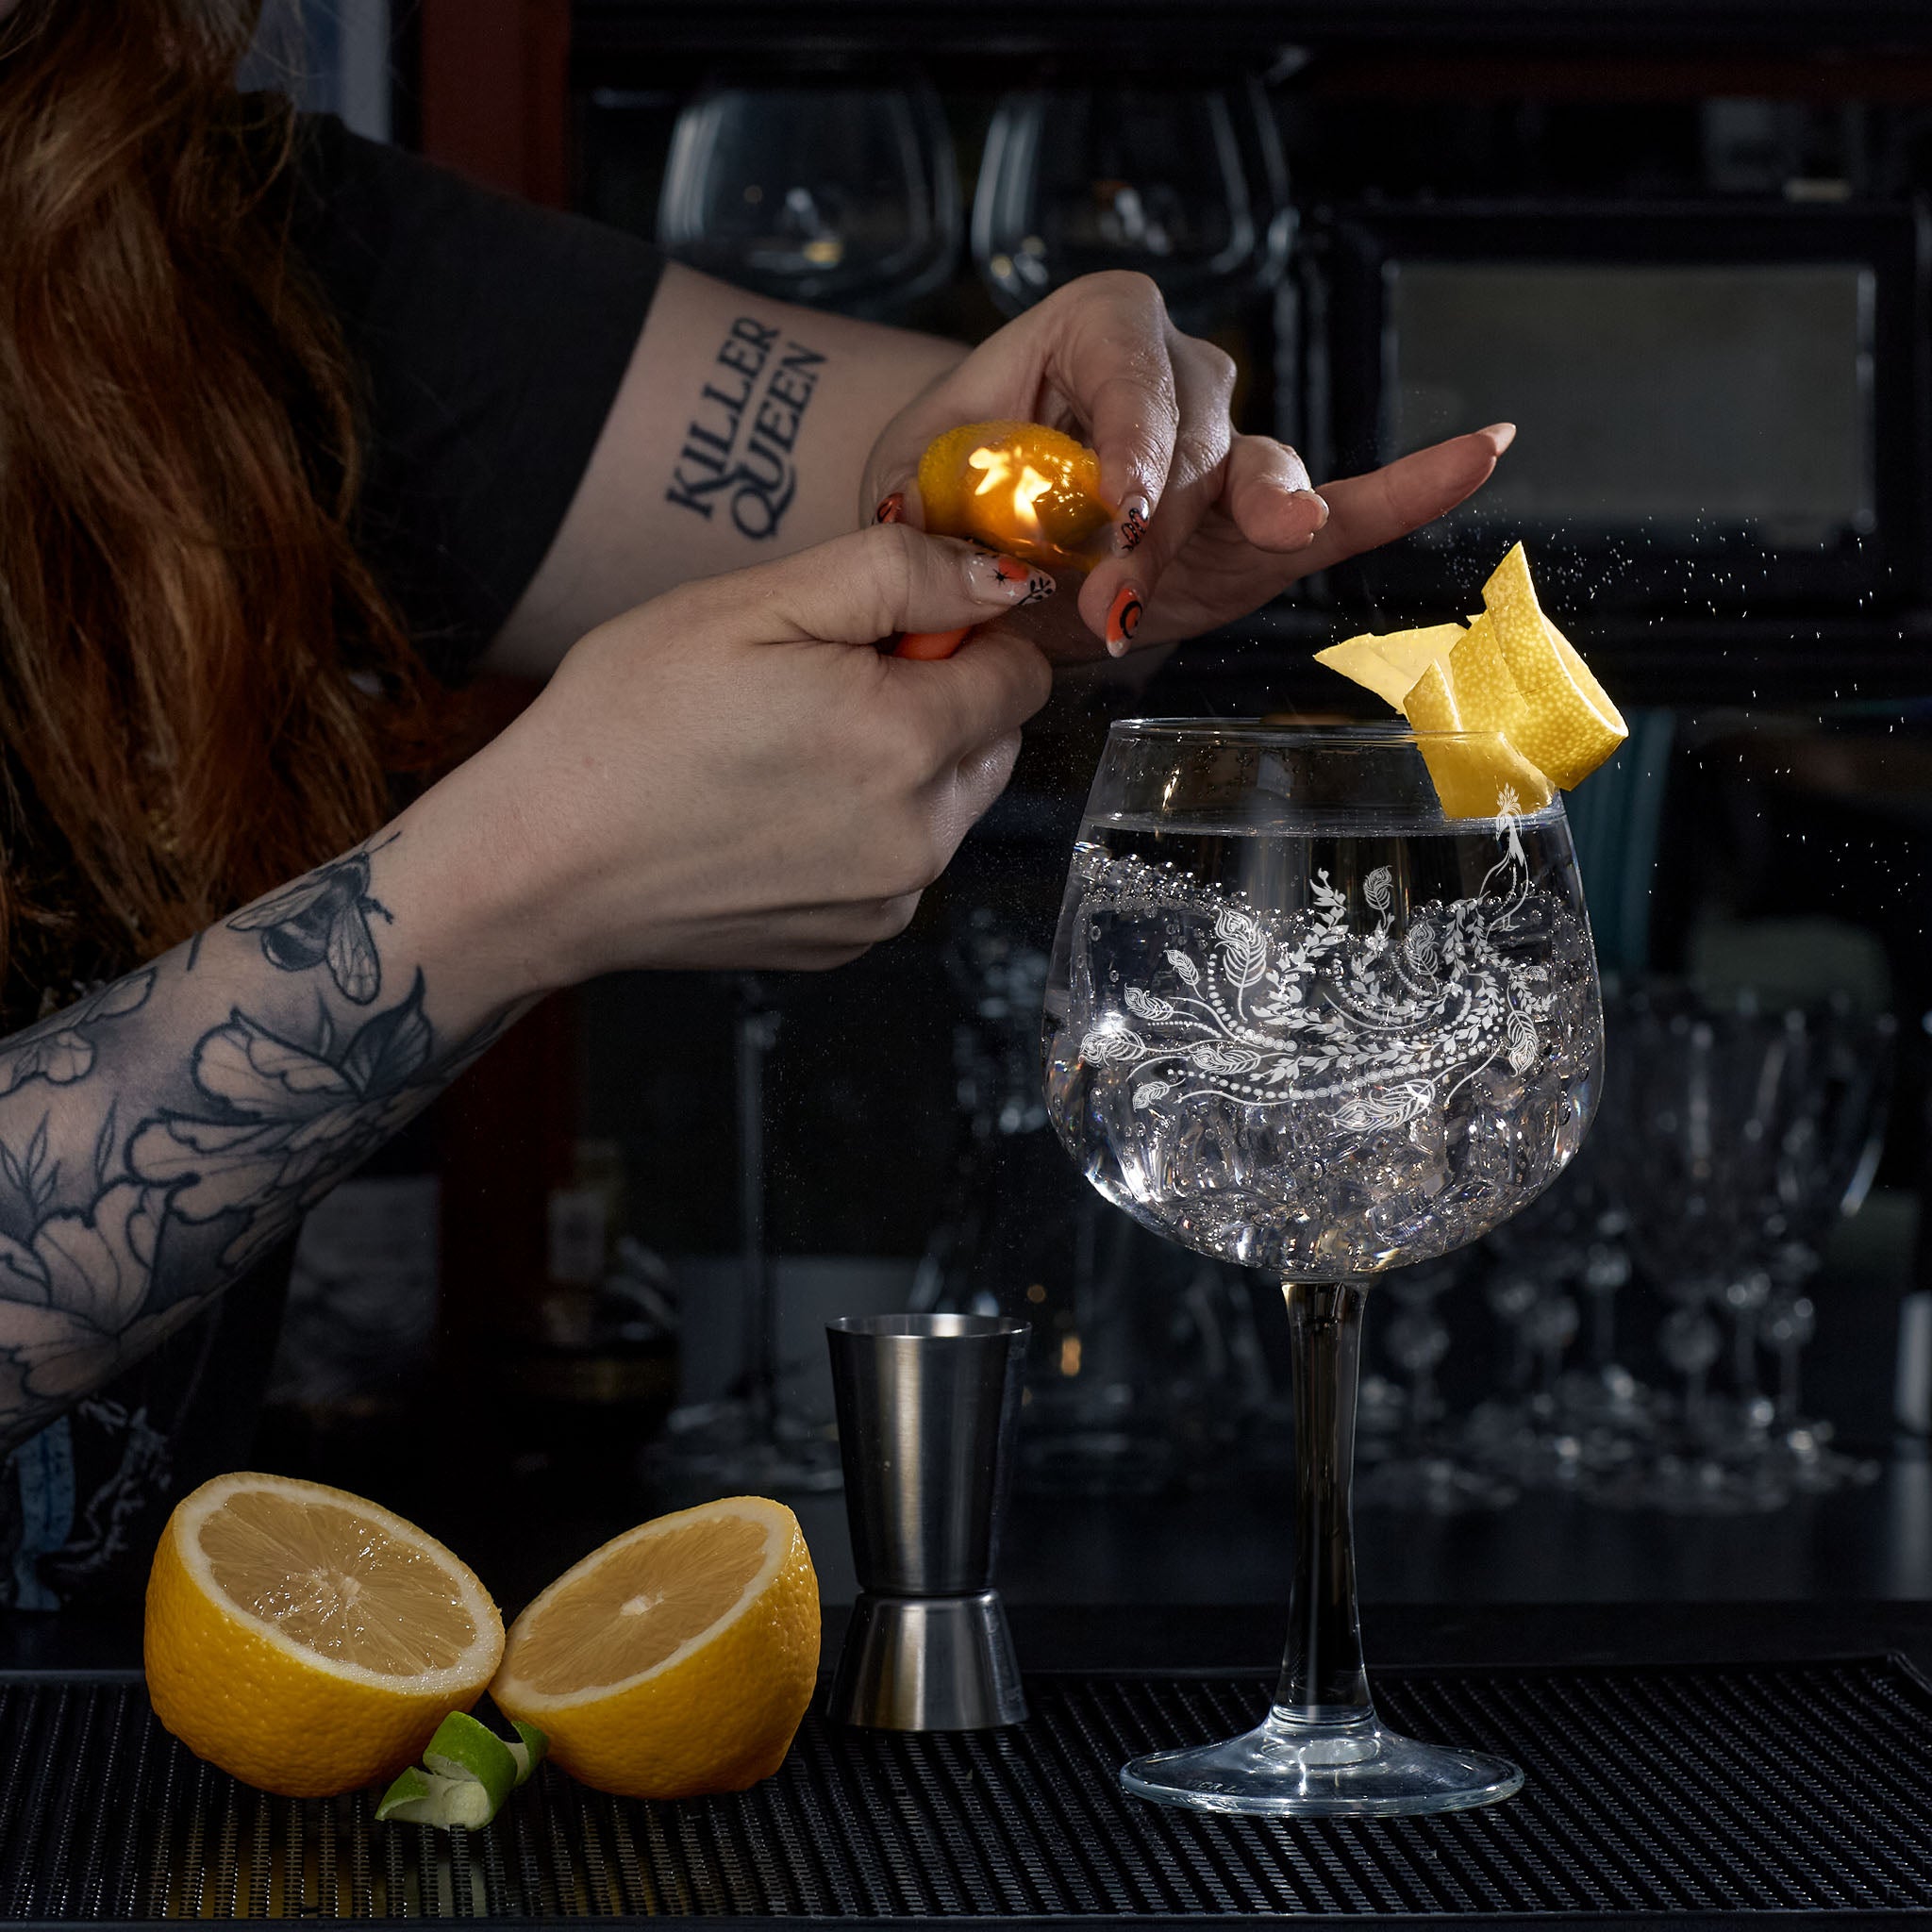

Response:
(874, 492), (906, 525)
(977, 552), (1057, 607)
(1106, 583), (1145, 654)
(1114, 494), (1152, 556)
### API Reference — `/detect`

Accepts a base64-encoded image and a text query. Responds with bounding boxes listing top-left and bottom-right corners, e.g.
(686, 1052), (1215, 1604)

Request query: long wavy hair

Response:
(0, 0), (436, 1013)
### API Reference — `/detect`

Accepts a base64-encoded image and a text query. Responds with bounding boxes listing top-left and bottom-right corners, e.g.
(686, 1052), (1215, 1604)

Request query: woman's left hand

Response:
(860, 270), (1512, 660)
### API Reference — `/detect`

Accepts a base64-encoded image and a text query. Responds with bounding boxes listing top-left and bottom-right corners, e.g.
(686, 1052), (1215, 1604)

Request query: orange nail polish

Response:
(895, 626), (974, 660)
(1106, 583), (1144, 654)
(875, 492), (906, 525)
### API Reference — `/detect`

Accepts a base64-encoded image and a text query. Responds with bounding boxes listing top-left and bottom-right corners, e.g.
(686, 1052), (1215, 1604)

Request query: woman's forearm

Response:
(0, 504), (1061, 1453)
(0, 772), (542, 1454)
(483, 261), (966, 675)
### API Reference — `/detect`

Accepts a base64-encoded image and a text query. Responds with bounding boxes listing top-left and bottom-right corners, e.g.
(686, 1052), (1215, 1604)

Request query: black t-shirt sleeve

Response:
(290, 115), (666, 681)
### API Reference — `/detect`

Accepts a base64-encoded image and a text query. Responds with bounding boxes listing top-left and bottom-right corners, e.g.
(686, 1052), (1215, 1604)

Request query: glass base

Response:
(1121, 1709), (1524, 1818)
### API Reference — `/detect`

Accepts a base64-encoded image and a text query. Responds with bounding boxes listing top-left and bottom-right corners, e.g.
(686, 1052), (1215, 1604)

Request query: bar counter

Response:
(1, 1460), (1924, 1927)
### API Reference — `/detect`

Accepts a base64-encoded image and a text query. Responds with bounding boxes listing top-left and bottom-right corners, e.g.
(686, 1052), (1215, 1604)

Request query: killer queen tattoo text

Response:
(665, 318), (826, 541)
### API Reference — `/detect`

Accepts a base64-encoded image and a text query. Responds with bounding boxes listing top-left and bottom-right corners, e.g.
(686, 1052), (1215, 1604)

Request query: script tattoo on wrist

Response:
(665, 317), (826, 540)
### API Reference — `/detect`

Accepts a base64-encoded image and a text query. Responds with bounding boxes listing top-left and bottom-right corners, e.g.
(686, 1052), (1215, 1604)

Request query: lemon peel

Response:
(916, 420), (1116, 572)
(1480, 544), (1627, 790)
(1312, 542), (1626, 818)
(1312, 625), (1461, 711)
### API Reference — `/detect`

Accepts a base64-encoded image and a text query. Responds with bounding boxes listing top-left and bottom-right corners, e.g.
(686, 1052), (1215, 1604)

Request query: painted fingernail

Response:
(1113, 494), (1152, 556)
(970, 552), (1057, 607)
(1481, 423), (1517, 453)
(875, 492), (907, 525)
(1105, 582), (1145, 657)
(895, 627), (974, 660)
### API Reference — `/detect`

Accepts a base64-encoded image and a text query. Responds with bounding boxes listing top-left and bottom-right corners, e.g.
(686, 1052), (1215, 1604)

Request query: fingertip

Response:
(1105, 582), (1145, 654)
(1077, 558), (1130, 641)
(1479, 422), (1517, 455)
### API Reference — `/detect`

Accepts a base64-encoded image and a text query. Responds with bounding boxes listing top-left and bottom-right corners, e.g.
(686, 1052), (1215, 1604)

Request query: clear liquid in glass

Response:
(1043, 807), (1603, 1278)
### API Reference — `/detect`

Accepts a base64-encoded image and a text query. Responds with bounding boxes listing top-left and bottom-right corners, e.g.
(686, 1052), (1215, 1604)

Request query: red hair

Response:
(0, 0), (437, 1005)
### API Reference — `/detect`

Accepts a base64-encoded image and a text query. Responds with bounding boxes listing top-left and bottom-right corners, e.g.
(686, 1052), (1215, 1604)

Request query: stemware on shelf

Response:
(1591, 988), (1795, 1510)
(1591, 985), (1893, 1511)
(657, 68), (958, 316)
(1353, 1253), (1521, 1515)
(1757, 1001), (1894, 1492)
(656, 976), (842, 1494)
(913, 905), (1269, 1494)
(972, 76), (1290, 323)
(1461, 1138), (1649, 1492)
(1041, 721), (1604, 1815)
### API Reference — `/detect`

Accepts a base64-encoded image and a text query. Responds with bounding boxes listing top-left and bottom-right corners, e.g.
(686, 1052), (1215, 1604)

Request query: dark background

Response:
(248, 0), (1932, 1625)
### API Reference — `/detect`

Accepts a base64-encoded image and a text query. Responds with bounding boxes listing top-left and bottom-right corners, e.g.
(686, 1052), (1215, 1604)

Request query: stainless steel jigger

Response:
(825, 1313), (1029, 1729)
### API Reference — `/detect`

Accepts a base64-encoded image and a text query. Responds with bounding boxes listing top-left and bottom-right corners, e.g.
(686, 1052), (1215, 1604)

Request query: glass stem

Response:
(1274, 1282), (1374, 1724)
(1776, 1343), (1802, 1425)
(1590, 1283), (1616, 1370)
(1733, 1309), (1760, 1399)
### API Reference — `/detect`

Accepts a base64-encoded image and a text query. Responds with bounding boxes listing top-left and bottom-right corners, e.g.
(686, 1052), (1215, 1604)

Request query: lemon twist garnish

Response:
(1313, 541), (1627, 818)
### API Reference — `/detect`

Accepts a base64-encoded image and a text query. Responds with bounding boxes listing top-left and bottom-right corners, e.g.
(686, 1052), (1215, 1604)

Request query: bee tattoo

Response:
(228, 838), (396, 1005)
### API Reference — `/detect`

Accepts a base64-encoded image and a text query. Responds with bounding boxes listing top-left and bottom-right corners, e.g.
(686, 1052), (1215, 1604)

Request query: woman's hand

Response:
(861, 272), (1511, 659)
(446, 525), (1054, 986)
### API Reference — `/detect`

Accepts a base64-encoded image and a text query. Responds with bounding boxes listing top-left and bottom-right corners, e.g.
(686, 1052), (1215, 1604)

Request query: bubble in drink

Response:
(1042, 807), (1603, 1277)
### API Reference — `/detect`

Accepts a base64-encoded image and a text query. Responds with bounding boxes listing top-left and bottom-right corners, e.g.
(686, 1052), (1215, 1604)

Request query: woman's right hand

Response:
(443, 524), (1055, 985)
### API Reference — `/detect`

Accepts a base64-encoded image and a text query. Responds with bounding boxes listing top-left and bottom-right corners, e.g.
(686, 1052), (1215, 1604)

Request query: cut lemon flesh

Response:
(1312, 541), (1625, 817)
(491, 1496), (819, 1801)
(145, 1473), (503, 1798)
(917, 420), (1116, 572)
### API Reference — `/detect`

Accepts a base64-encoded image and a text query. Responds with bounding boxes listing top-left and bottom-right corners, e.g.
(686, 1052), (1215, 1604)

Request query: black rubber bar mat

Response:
(0, 1660), (1929, 1924)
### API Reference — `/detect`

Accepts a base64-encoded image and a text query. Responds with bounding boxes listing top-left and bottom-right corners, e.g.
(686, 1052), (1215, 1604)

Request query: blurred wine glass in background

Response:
(972, 76), (1291, 325)
(914, 905), (1270, 1495)
(658, 68), (958, 317)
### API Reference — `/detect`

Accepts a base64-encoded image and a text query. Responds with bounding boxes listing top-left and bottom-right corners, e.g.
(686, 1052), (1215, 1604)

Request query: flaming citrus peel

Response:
(1315, 542), (1626, 818)
(917, 420), (1117, 573)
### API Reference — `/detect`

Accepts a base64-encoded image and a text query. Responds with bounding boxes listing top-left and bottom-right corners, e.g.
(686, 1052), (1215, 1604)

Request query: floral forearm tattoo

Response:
(0, 835), (507, 1451)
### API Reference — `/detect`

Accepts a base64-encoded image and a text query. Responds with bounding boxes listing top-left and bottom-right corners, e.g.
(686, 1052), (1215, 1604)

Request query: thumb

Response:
(718, 524), (1056, 648)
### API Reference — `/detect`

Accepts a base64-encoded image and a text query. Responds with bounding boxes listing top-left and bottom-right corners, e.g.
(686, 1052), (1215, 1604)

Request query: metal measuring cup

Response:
(824, 1313), (1029, 1729)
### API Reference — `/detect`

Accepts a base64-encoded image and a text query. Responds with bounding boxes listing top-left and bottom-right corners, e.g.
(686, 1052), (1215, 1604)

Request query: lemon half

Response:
(491, 1495), (819, 1801)
(145, 1474), (504, 1798)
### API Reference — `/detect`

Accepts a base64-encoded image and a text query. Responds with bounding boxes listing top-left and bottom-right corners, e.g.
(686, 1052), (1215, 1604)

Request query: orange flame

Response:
(967, 443), (1054, 537)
